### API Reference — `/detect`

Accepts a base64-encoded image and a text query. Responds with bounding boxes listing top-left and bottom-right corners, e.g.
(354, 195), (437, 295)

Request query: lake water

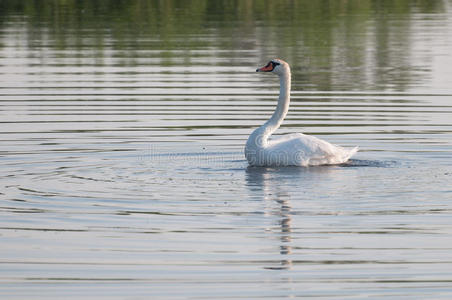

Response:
(1, 1), (452, 299)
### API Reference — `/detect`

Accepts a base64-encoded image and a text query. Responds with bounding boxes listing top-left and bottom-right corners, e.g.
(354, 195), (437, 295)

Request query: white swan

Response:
(245, 59), (358, 167)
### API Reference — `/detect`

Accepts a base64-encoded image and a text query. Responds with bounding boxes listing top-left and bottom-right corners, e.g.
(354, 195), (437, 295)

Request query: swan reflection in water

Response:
(245, 166), (338, 270)
(245, 166), (297, 270)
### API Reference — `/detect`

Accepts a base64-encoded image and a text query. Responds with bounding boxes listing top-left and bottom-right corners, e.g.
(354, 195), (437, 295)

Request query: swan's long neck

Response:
(265, 72), (291, 137)
(252, 69), (291, 147)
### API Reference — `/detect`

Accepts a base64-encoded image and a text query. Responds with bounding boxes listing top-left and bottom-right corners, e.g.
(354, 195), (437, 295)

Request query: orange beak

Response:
(256, 62), (274, 72)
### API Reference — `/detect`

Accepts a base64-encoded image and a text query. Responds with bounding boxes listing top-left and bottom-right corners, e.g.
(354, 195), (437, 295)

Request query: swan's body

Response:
(245, 59), (358, 167)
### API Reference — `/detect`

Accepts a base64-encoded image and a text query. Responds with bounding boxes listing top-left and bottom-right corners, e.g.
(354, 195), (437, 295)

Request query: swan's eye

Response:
(271, 61), (280, 68)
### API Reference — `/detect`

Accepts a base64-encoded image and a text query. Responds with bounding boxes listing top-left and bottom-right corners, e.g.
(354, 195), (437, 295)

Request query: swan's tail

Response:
(340, 146), (359, 163)
(308, 146), (358, 166)
(347, 146), (359, 160)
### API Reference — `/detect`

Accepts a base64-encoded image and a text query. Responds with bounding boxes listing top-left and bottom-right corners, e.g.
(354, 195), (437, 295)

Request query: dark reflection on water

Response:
(1, 0), (452, 299)
(0, 0), (450, 91)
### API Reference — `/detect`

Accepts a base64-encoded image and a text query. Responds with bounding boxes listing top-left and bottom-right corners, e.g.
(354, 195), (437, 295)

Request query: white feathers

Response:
(245, 59), (358, 167)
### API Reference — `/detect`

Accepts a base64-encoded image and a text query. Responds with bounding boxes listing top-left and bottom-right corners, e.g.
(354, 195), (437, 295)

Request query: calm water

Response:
(1, 1), (452, 299)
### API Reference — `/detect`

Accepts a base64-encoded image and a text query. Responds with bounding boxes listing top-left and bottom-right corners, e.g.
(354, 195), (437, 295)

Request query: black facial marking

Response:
(257, 60), (281, 72)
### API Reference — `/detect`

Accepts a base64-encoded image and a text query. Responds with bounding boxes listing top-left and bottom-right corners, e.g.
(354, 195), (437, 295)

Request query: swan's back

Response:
(262, 133), (357, 166)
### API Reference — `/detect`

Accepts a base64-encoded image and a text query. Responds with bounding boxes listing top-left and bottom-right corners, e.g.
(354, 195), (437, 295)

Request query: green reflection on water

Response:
(0, 0), (448, 91)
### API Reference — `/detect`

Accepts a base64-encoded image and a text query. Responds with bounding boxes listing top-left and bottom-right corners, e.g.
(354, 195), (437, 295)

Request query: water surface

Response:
(1, 1), (452, 299)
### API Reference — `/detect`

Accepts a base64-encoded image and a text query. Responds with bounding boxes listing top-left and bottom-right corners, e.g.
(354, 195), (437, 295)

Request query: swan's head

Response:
(256, 59), (289, 76)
